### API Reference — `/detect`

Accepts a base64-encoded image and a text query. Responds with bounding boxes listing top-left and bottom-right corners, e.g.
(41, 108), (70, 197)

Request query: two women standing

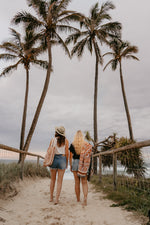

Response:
(44, 127), (92, 206)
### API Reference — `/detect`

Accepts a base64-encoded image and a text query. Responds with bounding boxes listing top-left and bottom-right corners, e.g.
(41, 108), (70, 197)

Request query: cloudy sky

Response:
(0, 0), (150, 158)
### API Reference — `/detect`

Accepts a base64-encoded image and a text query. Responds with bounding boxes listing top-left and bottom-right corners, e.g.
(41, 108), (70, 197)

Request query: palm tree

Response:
(103, 38), (139, 141)
(65, 1), (121, 173)
(12, 0), (80, 157)
(0, 28), (48, 162)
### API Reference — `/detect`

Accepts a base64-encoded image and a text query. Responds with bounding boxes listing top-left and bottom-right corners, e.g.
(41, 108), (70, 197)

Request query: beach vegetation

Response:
(101, 135), (146, 178)
(0, 162), (50, 197)
(90, 174), (150, 218)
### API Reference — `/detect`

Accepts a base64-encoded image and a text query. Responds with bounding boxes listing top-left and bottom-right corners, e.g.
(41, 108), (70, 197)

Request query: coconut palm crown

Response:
(12, 0), (80, 54)
(12, 0), (81, 155)
(0, 28), (48, 162)
(0, 28), (48, 76)
(103, 38), (139, 140)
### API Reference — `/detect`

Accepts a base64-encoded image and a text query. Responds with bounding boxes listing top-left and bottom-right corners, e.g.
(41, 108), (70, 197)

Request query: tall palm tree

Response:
(0, 28), (48, 162)
(103, 38), (139, 141)
(65, 2), (121, 173)
(12, 0), (80, 157)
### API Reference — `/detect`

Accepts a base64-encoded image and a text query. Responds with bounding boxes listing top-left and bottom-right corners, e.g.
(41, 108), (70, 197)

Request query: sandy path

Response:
(0, 178), (143, 225)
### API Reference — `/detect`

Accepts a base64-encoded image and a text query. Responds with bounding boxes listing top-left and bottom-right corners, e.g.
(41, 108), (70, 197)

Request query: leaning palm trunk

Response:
(18, 68), (29, 163)
(22, 40), (52, 161)
(119, 60), (134, 141)
(93, 41), (99, 174)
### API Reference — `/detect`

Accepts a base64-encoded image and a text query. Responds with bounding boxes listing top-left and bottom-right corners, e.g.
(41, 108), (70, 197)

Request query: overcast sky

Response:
(0, 0), (150, 158)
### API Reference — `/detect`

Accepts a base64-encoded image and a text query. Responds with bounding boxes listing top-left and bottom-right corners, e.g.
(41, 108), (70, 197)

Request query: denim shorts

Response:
(50, 154), (66, 170)
(72, 159), (79, 171)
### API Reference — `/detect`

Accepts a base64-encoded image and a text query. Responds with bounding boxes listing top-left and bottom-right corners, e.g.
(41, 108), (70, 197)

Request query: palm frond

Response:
(125, 55), (139, 61)
(32, 59), (48, 69)
(58, 12), (83, 24)
(97, 13), (112, 25)
(103, 52), (114, 57)
(12, 11), (43, 30)
(111, 59), (118, 70)
(101, 21), (122, 38)
(65, 31), (88, 45)
(100, 1), (115, 15)
(0, 60), (21, 76)
(56, 0), (71, 13)
(87, 37), (93, 53)
(103, 59), (114, 71)
(27, 0), (48, 21)
(24, 31), (43, 50)
(55, 32), (70, 57)
(0, 43), (19, 55)
(30, 45), (47, 56)
(0, 54), (17, 61)
(89, 3), (98, 21)
(94, 41), (103, 64)
(71, 38), (87, 58)
(56, 25), (80, 33)
(9, 28), (23, 50)
(122, 46), (138, 57)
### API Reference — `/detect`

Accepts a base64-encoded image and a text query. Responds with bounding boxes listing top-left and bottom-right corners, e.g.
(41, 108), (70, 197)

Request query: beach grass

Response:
(0, 162), (50, 196)
(90, 175), (150, 217)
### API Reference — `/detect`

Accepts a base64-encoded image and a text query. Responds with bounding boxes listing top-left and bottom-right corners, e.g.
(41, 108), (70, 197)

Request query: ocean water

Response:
(101, 162), (150, 178)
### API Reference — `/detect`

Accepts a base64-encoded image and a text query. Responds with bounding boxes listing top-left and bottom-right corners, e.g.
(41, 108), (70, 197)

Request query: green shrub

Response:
(90, 175), (150, 217)
(101, 135), (146, 178)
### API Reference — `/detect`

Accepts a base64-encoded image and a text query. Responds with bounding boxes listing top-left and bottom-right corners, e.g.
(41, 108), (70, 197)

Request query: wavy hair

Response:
(72, 130), (85, 155)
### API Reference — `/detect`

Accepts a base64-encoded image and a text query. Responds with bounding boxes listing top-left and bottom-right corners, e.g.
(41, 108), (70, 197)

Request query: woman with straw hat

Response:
(46, 126), (69, 204)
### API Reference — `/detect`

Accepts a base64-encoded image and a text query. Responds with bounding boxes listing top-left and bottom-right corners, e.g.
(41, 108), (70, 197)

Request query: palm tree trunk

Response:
(93, 40), (99, 174)
(94, 57), (98, 144)
(119, 60), (134, 141)
(18, 68), (29, 163)
(22, 40), (52, 159)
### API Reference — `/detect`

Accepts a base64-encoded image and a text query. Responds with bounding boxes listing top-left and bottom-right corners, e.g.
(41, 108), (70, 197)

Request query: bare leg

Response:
(81, 176), (88, 206)
(73, 171), (80, 202)
(55, 169), (65, 204)
(50, 169), (57, 202)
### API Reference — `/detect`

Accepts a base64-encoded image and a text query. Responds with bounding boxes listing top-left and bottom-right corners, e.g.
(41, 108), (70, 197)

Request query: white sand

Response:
(0, 178), (145, 225)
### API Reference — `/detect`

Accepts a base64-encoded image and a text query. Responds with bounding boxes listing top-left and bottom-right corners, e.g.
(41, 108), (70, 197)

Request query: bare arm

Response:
(69, 151), (73, 172)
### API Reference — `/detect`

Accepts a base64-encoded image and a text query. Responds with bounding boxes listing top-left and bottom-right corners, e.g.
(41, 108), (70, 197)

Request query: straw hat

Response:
(55, 126), (65, 137)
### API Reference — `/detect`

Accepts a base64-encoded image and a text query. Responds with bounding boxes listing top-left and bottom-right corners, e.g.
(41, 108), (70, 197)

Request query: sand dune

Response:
(0, 178), (144, 225)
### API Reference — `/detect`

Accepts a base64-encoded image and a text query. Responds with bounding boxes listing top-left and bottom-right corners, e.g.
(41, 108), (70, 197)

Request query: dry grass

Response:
(0, 162), (50, 197)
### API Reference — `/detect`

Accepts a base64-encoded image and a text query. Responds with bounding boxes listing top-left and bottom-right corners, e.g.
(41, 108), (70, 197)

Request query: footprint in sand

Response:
(0, 217), (6, 223)
(44, 215), (52, 220)
(41, 207), (54, 212)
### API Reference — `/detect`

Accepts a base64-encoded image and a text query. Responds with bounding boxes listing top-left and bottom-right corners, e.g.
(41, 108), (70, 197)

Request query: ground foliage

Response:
(100, 134), (146, 178)
(0, 162), (50, 196)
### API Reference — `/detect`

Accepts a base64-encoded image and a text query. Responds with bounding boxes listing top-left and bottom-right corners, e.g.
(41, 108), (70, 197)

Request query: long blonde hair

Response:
(72, 130), (85, 155)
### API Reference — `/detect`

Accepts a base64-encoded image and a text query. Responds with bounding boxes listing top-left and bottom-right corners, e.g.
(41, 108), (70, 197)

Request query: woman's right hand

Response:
(70, 165), (73, 172)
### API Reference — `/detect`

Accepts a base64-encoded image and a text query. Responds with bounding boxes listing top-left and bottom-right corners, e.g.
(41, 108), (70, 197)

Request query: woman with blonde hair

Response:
(69, 130), (92, 206)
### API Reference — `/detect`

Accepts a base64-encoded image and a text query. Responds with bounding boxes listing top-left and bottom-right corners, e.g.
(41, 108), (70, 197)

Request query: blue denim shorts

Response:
(72, 159), (79, 171)
(50, 154), (66, 170)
